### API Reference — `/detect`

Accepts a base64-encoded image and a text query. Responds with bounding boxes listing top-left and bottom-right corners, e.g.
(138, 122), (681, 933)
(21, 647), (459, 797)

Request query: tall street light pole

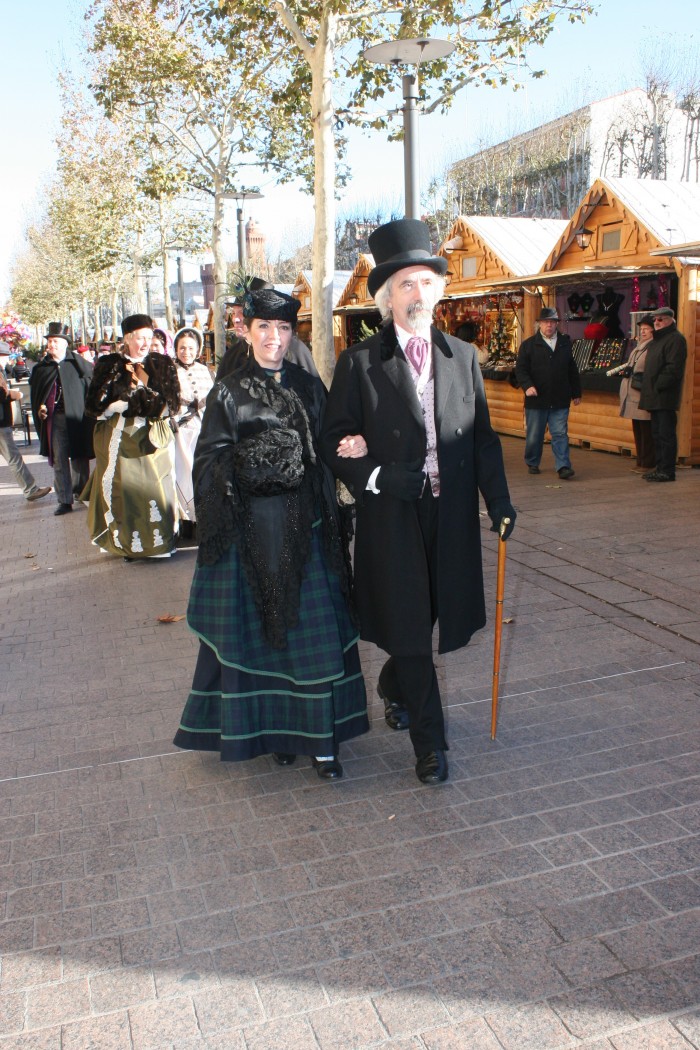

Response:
(362, 38), (455, 220)
(220, 190), (265, 267)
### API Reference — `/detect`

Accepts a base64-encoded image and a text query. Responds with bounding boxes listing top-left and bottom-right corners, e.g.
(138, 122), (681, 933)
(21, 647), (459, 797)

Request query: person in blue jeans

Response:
(515, 307), (582, 479)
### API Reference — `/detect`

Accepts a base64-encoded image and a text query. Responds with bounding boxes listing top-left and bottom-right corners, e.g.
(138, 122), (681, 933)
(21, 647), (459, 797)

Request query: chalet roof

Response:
(600, 177), (700, 246)
(301, 270), (353, 307)
(461, 217), (568, 276)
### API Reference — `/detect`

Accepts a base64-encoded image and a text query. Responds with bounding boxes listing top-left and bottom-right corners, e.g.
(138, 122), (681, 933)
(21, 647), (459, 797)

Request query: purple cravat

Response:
(404, 336), (429, 374)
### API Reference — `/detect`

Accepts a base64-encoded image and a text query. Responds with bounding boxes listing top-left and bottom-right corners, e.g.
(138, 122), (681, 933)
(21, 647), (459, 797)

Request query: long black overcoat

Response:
(320, 324), (511, 657)
(29, 350), (94, 460)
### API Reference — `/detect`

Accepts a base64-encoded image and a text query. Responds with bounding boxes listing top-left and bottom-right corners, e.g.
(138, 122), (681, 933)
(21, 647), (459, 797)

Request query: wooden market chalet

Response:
(332, 176), (700, 466)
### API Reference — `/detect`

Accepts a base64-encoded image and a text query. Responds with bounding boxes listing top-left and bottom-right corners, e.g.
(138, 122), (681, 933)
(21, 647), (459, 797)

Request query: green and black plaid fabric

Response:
(174, 528), (368, 761)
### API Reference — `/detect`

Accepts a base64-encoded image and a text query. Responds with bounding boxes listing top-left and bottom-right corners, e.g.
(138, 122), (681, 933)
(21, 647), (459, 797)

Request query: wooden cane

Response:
(490, 517), (511, 740)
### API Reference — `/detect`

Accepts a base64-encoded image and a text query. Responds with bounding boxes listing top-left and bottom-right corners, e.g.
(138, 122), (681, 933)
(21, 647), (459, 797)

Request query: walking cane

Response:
(490, 517), (511, 740)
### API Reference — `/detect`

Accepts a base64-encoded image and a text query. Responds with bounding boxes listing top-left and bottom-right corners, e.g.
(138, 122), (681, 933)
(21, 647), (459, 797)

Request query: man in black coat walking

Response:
(515, 307), (581, 479)
(29, 323), (94, 516)
(638, 306), (687, 482)
(320, 219), (515, 786)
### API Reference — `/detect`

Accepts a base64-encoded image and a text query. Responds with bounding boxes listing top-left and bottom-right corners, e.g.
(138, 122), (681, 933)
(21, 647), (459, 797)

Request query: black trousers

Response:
(650, 409), (678, 477)
(378, 487), (447, 757)
(631, 419), (655, 469)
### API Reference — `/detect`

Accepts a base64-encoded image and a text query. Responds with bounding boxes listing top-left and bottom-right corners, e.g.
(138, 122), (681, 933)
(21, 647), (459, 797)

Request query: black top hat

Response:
(121, 314), (154, 337)
(367, 219), (447, 298)
(538, 307), (559, 322)
(242, 288), (300, 326)
(44, 322), (71, 341)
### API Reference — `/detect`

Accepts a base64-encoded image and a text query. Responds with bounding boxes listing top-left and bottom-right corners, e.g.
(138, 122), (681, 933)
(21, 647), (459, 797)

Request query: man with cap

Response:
(515, 307), (581, 479)
(29, 322), (94, 515)
(83, 314), (180, 558)
(0, 344), (51, 503)
(320, 218), (515, 786)
(638, 307), (687, 482)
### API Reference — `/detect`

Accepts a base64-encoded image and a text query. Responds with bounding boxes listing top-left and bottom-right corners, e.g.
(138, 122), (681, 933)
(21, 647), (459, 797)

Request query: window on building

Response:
(601, 228), (621, 253)
(461, 257), (478, 278)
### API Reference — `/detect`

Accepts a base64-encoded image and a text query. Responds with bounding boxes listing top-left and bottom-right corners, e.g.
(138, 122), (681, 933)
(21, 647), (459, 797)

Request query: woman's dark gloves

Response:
(378, 462), (425, 500)
(488, 500), (516, 540)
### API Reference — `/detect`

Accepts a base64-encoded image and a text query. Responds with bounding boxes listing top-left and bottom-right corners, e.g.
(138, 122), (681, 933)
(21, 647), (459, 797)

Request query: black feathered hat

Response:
(44, 322), (71, 341)
(121, 313), (154, 336)
(242, 289), (300, 326)
(367, 219), (447, 298)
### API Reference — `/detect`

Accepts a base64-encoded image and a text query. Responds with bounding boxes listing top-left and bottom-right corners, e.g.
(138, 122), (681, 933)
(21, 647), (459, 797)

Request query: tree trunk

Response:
(309, 14), (338, 387)
(111, 287), (119, 335)
(81, 298), (89, 343)
(159, 200), (175, 330)
(212, 182), (227, 365)
(132, 236), (145, 313)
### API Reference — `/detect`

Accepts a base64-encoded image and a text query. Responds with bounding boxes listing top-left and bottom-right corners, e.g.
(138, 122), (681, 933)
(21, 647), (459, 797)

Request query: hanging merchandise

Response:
(646, 282), (658, 310)
(657, 275), (668, 308)
(631, 276), (640, 311)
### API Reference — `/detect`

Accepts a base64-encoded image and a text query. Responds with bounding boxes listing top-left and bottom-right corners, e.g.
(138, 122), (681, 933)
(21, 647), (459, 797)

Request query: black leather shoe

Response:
(272, 753), (296, 766)
(646, 472), (674, 482)
(54, 503), (73, 516)
(642, 470), (658, 480)
(377, 684), (410, 731)
(527, 465), (541, 475)
(557, 467), (575, 480)
(311, 756), (343, 780)
(415, 750), (449, 785)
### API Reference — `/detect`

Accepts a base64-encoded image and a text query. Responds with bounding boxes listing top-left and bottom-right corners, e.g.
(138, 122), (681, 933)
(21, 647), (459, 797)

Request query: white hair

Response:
(373, 271), (446, 323)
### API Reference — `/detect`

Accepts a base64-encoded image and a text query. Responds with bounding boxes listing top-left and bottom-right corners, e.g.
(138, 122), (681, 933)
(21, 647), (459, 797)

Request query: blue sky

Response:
(1, 0), (697, 303)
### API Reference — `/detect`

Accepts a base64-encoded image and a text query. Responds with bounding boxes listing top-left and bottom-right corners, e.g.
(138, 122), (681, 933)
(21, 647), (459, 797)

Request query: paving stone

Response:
(421, 1017), (504, 1049)
(61, 1012), (132, 1050)
(310, 999), (387, 1050)
(373, 986), (450, 1036)
(25, 978), (91, 1030)
(193, 981), (264, 1033)
(128, 997), (201, 1047)
(609, 1019), (698, 1049)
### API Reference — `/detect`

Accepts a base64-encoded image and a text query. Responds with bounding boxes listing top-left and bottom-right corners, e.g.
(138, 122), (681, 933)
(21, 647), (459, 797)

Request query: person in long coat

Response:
(618, 315), (654, 470)
(174, 288), (368, 779)
(638, 306), (687, 482)
(83, 314), (180, 559)
(29, 322), (94, 515)
(320, 219), (515, 786)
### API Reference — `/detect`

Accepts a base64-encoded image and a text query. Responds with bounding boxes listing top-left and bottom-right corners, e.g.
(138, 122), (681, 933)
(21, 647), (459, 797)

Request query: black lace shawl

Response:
(195, 358), (354, 649)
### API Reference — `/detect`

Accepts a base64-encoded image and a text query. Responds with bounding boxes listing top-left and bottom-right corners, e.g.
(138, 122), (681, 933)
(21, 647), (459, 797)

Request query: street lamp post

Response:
(220, 190), (264, 266)
(362, 38), (455, 220)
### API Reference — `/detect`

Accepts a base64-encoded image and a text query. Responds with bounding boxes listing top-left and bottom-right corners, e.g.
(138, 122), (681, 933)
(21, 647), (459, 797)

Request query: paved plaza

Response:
(1, 434), (699, 1049)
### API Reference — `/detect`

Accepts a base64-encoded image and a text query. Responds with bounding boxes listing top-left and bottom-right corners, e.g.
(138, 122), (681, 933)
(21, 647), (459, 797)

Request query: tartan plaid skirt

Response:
(174, 525), (369, 760)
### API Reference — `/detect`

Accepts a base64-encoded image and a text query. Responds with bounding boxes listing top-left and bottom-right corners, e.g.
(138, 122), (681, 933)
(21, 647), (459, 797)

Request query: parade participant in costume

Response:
(216, 277), (319, 381)
(0, 347), (51, 503)
(29, 322), (94, 516)
(83, 314), (180, 559)
(152, 328), (175, 357)
(172, 326), (214, 538)
(320, 219), (515, 786)
(174, 288), (369, 779)
(618, 315), (655, 470)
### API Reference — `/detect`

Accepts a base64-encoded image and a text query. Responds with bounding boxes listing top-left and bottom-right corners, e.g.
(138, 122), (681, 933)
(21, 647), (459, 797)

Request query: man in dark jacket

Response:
(638, 306), (687, 482)
(29, 323), (94, 516)
(321, 219), (515, 787)
(515, 307), (582, 479)
(0, 349), (51, 503)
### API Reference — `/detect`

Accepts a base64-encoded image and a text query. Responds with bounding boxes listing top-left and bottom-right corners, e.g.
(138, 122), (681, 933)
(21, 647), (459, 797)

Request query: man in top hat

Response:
(638, 306), (687, 482)
(320, 219), (515, 786)
(29, 322), (94, 515)
(515, 306), (581, 479)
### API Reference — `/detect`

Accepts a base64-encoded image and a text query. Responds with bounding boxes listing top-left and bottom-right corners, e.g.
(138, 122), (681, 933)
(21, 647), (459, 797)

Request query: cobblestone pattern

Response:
(0, 440), (699, 1048)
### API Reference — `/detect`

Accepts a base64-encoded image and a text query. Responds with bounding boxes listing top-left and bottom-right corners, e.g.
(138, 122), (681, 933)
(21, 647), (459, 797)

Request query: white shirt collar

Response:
(394, 323), (431, 350)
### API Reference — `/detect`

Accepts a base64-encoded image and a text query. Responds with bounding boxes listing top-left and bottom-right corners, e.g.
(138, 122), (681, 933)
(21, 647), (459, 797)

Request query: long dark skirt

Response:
(174, 526), (368, 761)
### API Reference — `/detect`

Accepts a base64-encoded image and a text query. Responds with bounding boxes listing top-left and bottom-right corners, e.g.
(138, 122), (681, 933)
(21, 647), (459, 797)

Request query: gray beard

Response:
(405, 301), (433, 333)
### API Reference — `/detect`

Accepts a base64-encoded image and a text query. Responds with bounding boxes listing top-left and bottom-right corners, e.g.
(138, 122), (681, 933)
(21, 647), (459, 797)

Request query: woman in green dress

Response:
(174, 288), (369, 779)
(83, 314), (180, 560)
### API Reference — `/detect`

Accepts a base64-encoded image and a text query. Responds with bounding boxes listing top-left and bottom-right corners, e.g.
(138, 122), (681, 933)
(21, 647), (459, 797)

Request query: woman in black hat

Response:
(173, 288), (369, 779)
(83, 314), (180, 559)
